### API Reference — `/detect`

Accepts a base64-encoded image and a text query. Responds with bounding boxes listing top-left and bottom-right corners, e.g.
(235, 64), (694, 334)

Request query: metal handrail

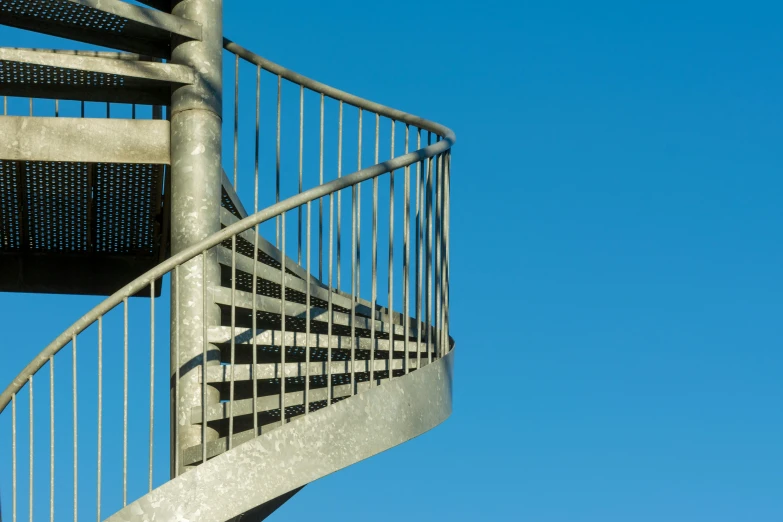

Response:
(222, 38), (456, 146)
(0, 40), (455, 412)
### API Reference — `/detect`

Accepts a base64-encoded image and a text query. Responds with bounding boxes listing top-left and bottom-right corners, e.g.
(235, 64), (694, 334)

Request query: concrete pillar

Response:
(169, 0), (223, 476)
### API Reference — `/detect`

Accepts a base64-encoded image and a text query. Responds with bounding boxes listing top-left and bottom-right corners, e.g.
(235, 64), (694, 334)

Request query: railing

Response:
(0, 39), (453, 522)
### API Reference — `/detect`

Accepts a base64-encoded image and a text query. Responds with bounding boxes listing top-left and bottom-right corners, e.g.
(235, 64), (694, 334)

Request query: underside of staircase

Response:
(0, 1), (455, 521)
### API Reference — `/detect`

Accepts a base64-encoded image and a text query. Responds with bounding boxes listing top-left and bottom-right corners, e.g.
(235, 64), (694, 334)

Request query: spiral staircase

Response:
(0, 1), (453, 521)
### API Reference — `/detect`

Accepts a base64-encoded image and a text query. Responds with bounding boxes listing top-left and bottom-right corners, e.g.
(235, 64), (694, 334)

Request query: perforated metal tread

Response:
(0, 159), (168, 295)
(0, 48), (193, 104)
(0, 0), (201, 59)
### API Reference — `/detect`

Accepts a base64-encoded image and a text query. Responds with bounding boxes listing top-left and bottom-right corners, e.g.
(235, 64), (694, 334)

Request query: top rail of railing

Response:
(222, 38), (456, 146)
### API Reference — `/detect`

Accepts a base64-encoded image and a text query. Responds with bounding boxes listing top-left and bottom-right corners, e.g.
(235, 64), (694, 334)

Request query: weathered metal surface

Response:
(169, 0), (224, 473)
(106, 350), (453, 522)
(0, 0), (201, 58)
(0, 117), (170, 164)
(0, 47), (193, 104)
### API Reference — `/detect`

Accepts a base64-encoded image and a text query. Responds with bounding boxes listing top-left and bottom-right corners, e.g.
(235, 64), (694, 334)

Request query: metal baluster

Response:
(276, 75), (282, 247)
(434, 148), (443, 358)
(229, 234), (237, 450)
(12, 393), (17, 522)
(416, 128), (423, 370)
(319, 94), (324, 282)
(97, 317), (102, 520)
(234, 54), (239, 189)
(298, 85), (304, 265)
(327, 192), (334, 405)
(337, 101), (343, 291)
(123, 297), (128, 505)
(281, 212), (287, 423)
(350, 183), (357, 395)
(425, 133), (433, 364)
(55, 99), (59, 117)
(174, 267), (180, 476)
(388, 121), (395, 380)
(50, 358), (54, 522)
(444, 152), (451, 354)
(73, 335), (78, 520)
(28, 375), (33, 522)
(371, 113), (379, 385)
(3, 96), (6, 115)
(149, 281), (155, 491)
(202, 253), (208, 464)
(29, 98), (32, 116)
(253, 65), (261, 438)
(305, 201), (311, 414)
(357, 109), (362, 325)
(403, 125), (410, 374)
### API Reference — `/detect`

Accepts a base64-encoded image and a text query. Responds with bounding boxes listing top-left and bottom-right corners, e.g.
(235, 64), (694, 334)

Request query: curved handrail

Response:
(222, 38), (456, 146)
(0, 49), (455, 413)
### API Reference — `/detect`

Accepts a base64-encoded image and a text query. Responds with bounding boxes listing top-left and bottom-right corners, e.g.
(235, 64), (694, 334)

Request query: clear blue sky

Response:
(1, 1), (782, 521)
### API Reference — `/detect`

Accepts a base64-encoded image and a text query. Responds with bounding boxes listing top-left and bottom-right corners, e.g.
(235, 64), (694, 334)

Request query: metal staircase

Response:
(0, 1), (454, 521)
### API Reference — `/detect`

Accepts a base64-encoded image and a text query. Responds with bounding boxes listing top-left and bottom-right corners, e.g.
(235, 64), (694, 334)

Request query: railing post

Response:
(170, 0), (223, 477)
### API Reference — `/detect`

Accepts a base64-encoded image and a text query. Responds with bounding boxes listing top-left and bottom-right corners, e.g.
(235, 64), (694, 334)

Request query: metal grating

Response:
(0, 0), (128, 33)
(94, 163), (161, 255)
(0, 161), (21, 249)
(25, 161), (88, 252)
(0, 59), (125, 87)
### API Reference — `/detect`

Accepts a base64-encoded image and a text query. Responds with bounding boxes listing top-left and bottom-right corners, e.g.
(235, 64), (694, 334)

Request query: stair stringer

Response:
(106, 349), (454, 522)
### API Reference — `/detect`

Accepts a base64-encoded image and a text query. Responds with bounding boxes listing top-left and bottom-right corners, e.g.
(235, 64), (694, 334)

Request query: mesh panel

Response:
(0, 160), (21, 250)
(0, 60), (125, 87)
(0, 0), (128, 33)
(25, 161), (89, 252)
(94, 163), (160, 255)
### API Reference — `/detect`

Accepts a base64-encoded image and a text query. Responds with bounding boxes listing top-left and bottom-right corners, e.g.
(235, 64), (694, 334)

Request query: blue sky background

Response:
(1, 1), (782, 521)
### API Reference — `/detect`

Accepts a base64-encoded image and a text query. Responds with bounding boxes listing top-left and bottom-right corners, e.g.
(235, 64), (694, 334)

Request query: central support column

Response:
(170, 0), (223, 476)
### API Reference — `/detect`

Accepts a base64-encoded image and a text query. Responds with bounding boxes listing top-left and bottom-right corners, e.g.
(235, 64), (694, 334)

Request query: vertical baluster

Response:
(201, 253), (208, 464)
(305, 201), (311, 414)
(72, 335), (78, 520)
(97, 317), (102, 520)
(3, 95), (6, 115)
(122, 297), (128, 505)
(370, 113), (379, 385)
(234, 54), (239, 189)
(337, 101), (343, 291)
(12, 393), (16, 522)
(28, 375), (33, 522)
(444, 152), (451, 354)
(403, 125), (410, 374)
(55, 99), (59, 118)
(50, 358), (54, 522)
(276, 75), (282, 247)
(435, 149), (443, 359)
(149, 282), (155, 491)
(350, 183), (357, 395)
(425, 133), (433, 364)
(174, 267), (180, 476)
(388, 121), (395, 380)
(416, 128), (423, 370)
(229, 234), (237, 450)
(319, 94), (324, 282)
(280, 213), (287, 423)
(253, 65), (261, 438)
(327, 192), (334, 405)
(357, 108), (362, 319)
(298, 85), (304, 265)
(29, 98), (32, 116)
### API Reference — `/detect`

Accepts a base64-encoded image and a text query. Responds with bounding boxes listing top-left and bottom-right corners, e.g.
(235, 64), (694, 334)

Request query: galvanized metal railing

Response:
(0, 39), (453, 522)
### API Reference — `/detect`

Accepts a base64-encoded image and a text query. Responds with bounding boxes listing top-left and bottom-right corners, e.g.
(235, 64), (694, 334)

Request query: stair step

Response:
(0, 47), (193, 104)
(0, 0), (201, 59)
(200, 358), (421, 386)
(191, 375), (412, 426)
(211, 286), (408, 337)
(209, 327), (433, 356)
